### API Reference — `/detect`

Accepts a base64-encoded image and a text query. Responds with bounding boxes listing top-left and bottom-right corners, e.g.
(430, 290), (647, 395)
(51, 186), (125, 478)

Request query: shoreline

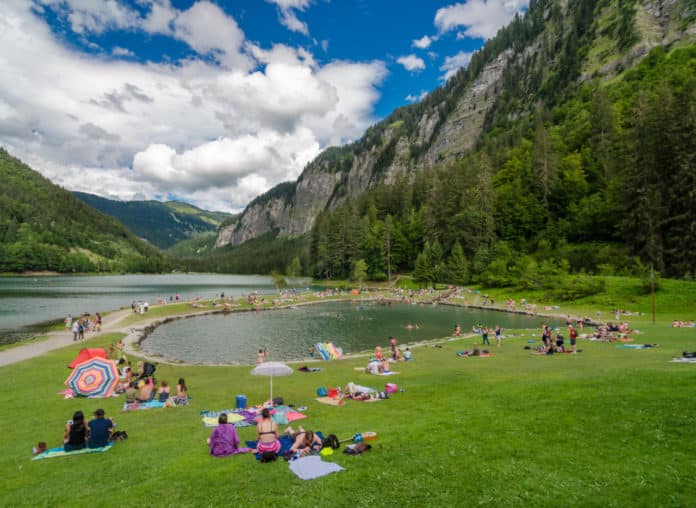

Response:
(0, 290), (595, 368)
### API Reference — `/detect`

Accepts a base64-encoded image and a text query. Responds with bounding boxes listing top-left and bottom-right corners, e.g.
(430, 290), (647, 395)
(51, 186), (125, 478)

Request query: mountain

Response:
(73, 192), (234, 250)
(217, 0), (695, 260)
(0, 149), (170, 273)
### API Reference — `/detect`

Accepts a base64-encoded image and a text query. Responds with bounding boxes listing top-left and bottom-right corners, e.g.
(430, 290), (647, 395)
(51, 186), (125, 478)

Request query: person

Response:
(157, 380), (170, 402)
(481, 327), (490, 346)
(366, 359), (381, 375)
(375, 346), (383, 361)
(136, 378), (154, 402)
(125, 383), (138, 404)
(208, 413), (249, 457)
(71, 320), (79, 341)
(556, 331), (565, 352)
(471, 342), (481, 356)
(404, 347), (413, 361)
(495, 325), (502, 348)
(453, 324), (462, 337)
(108, 343), (115, 359)
(64, 314), (72, 331)
(255, 408), (280, 454)
(289, 429), (322, 454)
(87, 408), (113, 448)
(94, 312), (102, 331)
(389, 336), (397, 359)
(568, 325), (578, 353)
(256, 349), (266, 364)
(174, 378), (188, 405)
(116, 339), (125, 358)
(381, 359), (391, 374)
(78, 320), (85, 340)
(63, 410), (87, 451)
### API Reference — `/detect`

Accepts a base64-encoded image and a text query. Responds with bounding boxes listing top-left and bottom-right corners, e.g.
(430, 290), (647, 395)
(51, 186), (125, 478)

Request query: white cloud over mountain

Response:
(440, 50), (474, 80)
(0, 0), (385, 212)
(435, 0), (529, 40)
(397, 54), (426, 72)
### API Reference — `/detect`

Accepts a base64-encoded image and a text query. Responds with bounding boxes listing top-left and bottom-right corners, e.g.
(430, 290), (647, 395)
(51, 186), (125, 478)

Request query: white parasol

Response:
(251, 361), (293, 400)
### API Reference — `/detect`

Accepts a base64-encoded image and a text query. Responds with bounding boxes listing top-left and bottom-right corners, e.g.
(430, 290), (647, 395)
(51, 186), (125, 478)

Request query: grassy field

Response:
(1, 280), (695, 507)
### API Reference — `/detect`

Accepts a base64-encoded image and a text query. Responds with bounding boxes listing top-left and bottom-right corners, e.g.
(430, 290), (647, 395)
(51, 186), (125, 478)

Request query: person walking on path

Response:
(71, 320), (79, 341)
(482, 327), (490, 346)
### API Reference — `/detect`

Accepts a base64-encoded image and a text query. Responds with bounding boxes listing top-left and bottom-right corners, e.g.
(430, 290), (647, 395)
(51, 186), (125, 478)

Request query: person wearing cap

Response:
(87, 409), (114, 448)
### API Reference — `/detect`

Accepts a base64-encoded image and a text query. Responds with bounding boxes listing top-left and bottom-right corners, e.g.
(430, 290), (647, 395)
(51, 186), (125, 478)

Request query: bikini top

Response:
(258, 424), (276, 435)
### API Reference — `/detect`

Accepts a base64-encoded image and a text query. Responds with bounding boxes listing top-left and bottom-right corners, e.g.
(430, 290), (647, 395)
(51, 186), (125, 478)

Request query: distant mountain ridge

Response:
(217, 0), (695, 249)
(0, 149), (170, 273)
(73, 192), (234, 250)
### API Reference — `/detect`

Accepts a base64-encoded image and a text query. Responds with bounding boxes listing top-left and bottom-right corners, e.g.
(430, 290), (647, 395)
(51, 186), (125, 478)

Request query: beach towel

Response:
(288, 455), (344, 480)
(456, 352), (493, 357)
(315, 397), (344, 406)
(200, 409), (256, 428)
(671, 357), (696, 363)
(122, 400), (165, 411)
(32, 443), (113, 460)
(618, 344), (656, 350)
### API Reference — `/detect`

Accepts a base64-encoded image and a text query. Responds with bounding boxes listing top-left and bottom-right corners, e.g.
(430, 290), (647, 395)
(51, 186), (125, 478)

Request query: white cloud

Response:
(397, 54), (425, 72)
(412, 35), (435, 49)
(440, 50), (474, 80)
(36, 0), (141, 34)
(112, 46), (134, 57)
(265, 0), (312, 35)
(0, 0), (386, 212)
(434, 0), (529, 40)
(405, 91), (429, 103)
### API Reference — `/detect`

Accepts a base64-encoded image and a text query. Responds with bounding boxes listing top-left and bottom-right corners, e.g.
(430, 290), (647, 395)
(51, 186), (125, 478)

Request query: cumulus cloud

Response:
(112, 46), (134, 57)
(434, 0), (529, 40)
(405, 91), (429, 103)
(265, 0), (312, 35)
(397, 54), (425, 72)
(412, 35), (435, 49)
(440, 50), (474, 80)
(0, 0), (386, 212)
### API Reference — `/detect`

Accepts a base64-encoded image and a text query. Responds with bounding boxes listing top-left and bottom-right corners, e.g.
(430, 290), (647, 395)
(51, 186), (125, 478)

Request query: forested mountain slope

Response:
(216, 0), (694, 280)
(73, 192), (233, 250)
(0, 149), (171, 273)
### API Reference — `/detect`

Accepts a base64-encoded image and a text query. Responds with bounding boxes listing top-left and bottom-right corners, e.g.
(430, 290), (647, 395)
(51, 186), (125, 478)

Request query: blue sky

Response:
(0, 0), (528, 211)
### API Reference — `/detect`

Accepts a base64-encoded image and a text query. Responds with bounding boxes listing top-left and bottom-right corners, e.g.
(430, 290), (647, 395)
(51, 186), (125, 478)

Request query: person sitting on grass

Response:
(136, 378), (154, 403)
(157, 380), (170, 402)
(289, 428), (323, 455)
(404, 348), (412, 361)
(457, 343), (481, 357)
(208, 413), (250, 457)
(63, 410), (87, 452)
(255, 408), (280, 455)
(174, 378), (188, 405)
(87, 409), (113, 448)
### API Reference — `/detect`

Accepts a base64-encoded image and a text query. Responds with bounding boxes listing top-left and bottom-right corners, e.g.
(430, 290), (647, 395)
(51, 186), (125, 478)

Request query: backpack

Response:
(260, 451), (278, 463)
(143, 362), (156, 377)
(111, 431), (128, 441)
(317, 387), (328, 397)
(322, 433), (340, 450)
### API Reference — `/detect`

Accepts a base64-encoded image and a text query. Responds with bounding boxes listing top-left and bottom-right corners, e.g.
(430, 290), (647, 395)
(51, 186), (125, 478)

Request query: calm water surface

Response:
(142, 300), (554, 364)
(0, 274), (278, 340)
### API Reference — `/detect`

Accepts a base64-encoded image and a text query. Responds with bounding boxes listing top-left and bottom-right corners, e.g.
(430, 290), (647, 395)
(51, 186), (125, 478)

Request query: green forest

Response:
(308, 45), (695, 289)
(0, 149), (171, 273)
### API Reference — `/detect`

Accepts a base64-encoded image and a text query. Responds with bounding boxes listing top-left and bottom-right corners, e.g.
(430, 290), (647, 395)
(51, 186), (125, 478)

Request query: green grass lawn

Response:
(1, 288), (695, 507)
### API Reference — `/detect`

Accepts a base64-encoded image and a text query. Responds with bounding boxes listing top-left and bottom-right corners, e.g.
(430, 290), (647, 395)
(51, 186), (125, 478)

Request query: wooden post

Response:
(650, 266), (656, 325)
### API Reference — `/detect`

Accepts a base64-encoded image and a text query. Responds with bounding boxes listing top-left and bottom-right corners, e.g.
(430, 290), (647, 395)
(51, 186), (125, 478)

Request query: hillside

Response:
(73, 192), (234, 250)
(0, 149), (170, 273)
(214, 0), (695, 279)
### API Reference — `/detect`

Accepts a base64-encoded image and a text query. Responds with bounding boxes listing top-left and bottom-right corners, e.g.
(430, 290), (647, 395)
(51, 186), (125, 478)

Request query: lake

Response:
(0, 274), (279, 342)
(141, 300), (554, 364)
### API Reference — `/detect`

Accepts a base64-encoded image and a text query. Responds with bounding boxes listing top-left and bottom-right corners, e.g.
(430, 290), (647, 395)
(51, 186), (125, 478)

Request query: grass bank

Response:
(1, 318), (695, 506)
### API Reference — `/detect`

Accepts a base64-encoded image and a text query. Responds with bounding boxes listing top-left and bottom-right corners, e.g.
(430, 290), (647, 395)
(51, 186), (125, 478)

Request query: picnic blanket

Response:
(200, 409), (256, 428)
(456, 352), (494, 357)
(258, 406), (307, 425)
(288, 455), (344, 480)
(122, 400), (165, 411)
(246, 432), (325, 460)
(315, 397), (344, 406)
(671, 357), (696, 363)
(32, 443), (113, 460)
(617, 344), (657, 350)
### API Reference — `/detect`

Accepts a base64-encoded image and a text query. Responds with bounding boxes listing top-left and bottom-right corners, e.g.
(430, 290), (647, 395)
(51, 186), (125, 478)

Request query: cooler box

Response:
(235, 394), (247, 409)
(328, 387), (339, 398)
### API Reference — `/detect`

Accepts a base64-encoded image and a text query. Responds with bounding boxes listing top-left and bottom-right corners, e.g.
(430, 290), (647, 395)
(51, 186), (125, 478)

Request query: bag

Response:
(322, 433), (340, 450)
(143, 362), (156, 377)
(111, 431), (128, 441)
(343, 443), (371, 455)
(260, 451), (278, 463)
(272, 397), (284, 406)
(317, 387), (328, 397)
(385, 383), (397, 394)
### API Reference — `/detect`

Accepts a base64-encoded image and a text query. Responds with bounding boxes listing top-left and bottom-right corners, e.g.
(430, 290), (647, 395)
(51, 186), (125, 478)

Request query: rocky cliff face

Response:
(216, 0), (694, 248)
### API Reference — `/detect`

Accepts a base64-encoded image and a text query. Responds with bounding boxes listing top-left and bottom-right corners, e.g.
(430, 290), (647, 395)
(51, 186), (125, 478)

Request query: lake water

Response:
(141, 300), (554, 364)
(0, 274), (279, 341)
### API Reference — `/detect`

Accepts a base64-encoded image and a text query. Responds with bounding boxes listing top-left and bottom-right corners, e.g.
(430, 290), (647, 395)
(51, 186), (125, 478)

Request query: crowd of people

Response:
(65, 313), (101, 341)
